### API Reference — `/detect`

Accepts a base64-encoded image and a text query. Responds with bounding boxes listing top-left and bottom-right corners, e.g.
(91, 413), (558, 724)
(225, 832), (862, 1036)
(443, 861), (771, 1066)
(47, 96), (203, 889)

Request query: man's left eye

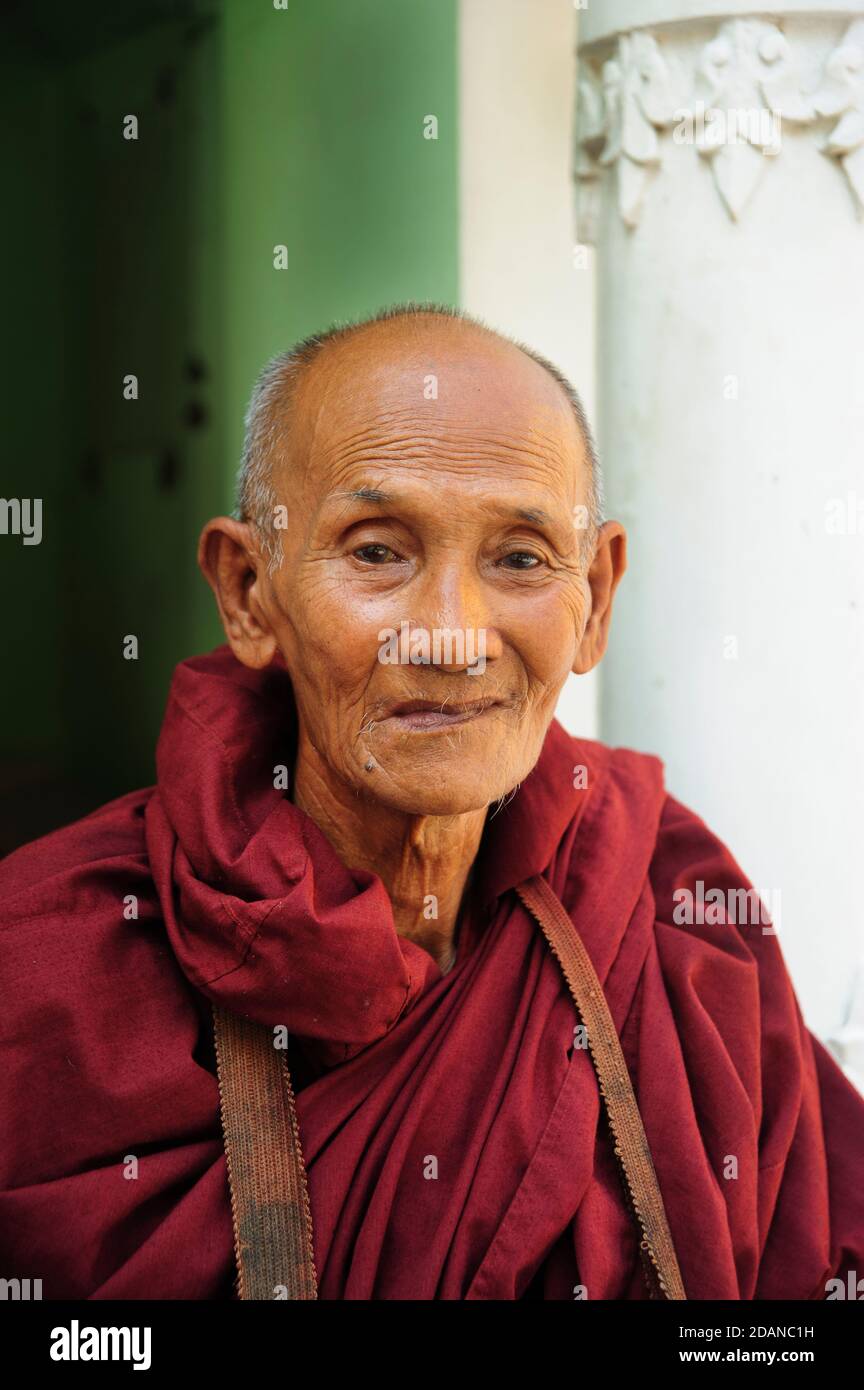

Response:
(354, 543), (399, 564)
(500, 551), (541, 570)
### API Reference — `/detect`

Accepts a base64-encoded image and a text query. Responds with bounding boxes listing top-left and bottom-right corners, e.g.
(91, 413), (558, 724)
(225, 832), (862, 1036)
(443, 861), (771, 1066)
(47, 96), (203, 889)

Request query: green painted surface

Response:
(0, 0), (459, 847)
(220, 0), (459, 492)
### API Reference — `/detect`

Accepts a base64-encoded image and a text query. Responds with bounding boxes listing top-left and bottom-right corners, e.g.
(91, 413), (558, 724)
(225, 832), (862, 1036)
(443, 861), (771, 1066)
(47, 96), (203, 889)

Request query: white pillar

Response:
(576, 0), (864, 1069)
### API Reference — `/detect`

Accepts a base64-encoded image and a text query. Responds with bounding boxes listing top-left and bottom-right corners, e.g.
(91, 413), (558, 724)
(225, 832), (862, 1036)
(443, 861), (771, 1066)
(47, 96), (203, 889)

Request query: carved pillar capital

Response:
(575, 7), (864, 233)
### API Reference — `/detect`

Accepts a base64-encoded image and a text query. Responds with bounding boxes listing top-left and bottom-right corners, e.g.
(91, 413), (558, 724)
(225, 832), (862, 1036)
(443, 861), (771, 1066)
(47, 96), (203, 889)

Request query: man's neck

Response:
(291, 736), (488, 973)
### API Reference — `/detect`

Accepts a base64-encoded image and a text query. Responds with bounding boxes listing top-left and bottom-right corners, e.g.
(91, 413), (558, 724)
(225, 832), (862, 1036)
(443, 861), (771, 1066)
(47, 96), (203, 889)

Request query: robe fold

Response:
(1, 644), (862, 1299)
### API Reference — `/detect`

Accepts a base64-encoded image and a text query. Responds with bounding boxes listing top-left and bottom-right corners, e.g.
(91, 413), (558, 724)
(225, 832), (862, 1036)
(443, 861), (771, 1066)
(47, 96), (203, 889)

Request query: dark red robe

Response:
(1, 646), (862, 1299)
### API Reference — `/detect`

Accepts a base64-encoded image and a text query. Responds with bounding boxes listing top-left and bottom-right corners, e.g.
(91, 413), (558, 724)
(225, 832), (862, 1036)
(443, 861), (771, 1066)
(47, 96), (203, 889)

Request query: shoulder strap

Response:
(515, 875), (686, 1301)
(212, 1004), (318, 1300)
(211, 879), (685, 1302)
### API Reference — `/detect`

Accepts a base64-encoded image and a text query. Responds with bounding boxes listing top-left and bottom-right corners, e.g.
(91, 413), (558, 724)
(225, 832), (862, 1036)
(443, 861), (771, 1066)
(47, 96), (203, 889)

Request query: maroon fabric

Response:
(1, 644), (862, 1300)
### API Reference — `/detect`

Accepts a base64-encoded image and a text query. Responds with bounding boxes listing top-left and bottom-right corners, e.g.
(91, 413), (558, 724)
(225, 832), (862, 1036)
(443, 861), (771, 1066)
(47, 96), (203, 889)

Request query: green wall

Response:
(0, 0), (459, 849)
(220, 0), (459, 487)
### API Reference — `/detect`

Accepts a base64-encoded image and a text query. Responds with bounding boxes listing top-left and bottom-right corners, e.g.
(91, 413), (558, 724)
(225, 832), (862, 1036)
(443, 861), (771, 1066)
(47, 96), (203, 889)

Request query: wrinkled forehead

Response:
(283, 322), (586, 502)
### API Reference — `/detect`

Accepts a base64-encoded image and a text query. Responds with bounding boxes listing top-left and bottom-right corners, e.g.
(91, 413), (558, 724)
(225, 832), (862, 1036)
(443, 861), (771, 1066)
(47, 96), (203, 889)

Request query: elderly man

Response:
(2, 305), (862, 1301)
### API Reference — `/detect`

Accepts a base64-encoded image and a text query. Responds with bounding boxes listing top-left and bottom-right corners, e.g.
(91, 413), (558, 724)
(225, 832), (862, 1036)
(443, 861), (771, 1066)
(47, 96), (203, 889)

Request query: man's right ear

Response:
(197, 517), (277, 670)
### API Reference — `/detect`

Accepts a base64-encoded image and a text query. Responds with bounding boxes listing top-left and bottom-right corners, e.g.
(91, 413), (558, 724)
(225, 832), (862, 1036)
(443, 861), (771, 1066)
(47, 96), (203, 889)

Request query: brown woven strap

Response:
(515, 876), (687, 1301)
(212, 1004), (318, 1300)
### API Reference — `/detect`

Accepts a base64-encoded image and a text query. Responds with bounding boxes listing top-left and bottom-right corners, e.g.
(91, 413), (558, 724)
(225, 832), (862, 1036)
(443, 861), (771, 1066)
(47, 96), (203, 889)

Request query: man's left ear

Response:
(572, 521), (627, 675)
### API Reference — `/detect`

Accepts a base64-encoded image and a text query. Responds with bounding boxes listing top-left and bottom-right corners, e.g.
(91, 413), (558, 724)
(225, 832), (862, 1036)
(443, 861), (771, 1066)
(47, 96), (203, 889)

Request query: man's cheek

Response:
(519, 611), (578, 682)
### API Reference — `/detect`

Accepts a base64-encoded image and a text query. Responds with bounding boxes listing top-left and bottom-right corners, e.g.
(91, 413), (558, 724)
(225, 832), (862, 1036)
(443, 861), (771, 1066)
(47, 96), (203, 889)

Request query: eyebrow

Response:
(346, 487), (391, 504)
(514, 506), (550, 525)
(339, 487), (551, 527)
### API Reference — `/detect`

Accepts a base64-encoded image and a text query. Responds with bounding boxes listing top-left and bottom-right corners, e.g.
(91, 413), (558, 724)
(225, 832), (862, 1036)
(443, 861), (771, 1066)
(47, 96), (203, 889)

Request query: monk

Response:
(1, 304), (862, 1300)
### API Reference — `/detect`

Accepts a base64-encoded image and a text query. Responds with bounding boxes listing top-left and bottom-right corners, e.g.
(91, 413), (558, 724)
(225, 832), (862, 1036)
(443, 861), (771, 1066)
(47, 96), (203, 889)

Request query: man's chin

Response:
(357, 751), (526, 818)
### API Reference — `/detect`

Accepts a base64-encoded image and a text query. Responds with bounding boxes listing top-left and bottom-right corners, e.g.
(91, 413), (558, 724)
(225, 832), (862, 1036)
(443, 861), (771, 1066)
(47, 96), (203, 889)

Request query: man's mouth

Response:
(382, 698), (503, 731)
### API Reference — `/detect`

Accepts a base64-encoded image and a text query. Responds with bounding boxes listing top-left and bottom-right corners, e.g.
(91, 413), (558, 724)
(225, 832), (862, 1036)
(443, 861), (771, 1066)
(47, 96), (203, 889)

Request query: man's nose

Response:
(408, 559), (503, 671)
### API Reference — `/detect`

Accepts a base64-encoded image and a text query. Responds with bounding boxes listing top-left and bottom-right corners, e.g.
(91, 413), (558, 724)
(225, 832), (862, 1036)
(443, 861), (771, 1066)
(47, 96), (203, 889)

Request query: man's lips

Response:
(381, 697), (504, 731)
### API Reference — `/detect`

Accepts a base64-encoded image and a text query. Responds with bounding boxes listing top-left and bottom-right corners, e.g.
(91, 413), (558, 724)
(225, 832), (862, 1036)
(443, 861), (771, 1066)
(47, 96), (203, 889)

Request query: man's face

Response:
(254, 321), (594, 816)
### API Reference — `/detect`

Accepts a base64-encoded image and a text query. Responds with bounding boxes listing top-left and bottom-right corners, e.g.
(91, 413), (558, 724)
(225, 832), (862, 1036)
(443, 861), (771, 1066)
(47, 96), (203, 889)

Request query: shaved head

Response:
(200, 300), (626, 821)
(236, 303), (603, 571)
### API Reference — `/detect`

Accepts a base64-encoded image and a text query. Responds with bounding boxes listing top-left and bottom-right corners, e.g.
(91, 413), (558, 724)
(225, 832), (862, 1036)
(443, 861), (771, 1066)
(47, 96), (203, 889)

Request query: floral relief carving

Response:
(576, 31), (681, 231)
(813, 19), (864, 215)
(691, 19), (814, 219)
(574, 65), (607, 244)
(576, 17), (864, 229)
